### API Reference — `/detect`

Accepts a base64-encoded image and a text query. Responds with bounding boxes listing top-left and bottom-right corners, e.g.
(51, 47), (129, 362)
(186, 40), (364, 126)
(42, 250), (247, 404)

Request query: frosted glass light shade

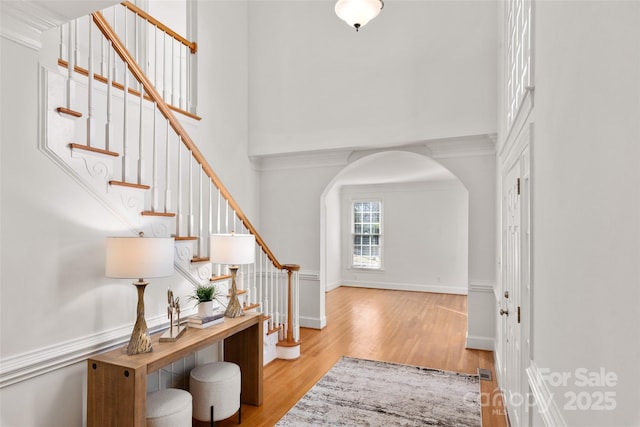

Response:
(210, 234), (256, 265)
(105, 237), (175, 279)
(335, 0), (384, 31)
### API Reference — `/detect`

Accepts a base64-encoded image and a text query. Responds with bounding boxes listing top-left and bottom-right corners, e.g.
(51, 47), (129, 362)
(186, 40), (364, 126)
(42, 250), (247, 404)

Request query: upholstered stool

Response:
(190, 361), (242, 426)
(146, 388), (192, 427)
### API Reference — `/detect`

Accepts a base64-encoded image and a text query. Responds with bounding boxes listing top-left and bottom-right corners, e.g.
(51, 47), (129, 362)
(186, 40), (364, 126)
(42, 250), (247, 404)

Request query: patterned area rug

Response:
(276, 357), (481, 426)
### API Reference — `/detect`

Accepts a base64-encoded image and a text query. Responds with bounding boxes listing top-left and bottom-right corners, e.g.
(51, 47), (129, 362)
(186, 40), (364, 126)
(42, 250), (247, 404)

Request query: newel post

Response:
(283, 264), (300, 344)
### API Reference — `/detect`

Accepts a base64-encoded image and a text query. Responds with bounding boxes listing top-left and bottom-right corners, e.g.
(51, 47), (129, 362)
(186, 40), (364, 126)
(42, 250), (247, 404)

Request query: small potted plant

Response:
(189, 283), (223, 317)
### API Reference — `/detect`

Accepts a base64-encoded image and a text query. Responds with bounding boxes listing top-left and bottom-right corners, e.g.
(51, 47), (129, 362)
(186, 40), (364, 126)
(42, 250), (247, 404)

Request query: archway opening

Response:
(320, 150), (470, 302)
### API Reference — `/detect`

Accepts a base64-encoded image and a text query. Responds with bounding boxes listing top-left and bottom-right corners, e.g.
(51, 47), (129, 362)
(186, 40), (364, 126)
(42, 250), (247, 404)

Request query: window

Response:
(352, 201), (382, 269)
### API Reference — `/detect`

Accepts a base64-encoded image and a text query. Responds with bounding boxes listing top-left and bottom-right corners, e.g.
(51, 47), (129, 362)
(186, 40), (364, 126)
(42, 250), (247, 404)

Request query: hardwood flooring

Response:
(214, 286), (508, 427)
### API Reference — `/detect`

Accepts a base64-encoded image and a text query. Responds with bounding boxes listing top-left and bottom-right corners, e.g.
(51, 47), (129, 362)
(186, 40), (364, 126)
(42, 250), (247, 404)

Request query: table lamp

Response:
(106, 233), (174, 355)
(210, 233), (255, 318)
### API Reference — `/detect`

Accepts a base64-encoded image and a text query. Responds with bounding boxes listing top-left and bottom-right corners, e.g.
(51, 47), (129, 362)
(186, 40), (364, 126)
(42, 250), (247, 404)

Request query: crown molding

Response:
(0, 1), (61, 50)
(424, 134), (497, 159)
(1, 0), (119, 50)
(251, 134), (497, 172)
(252, 149), (350, 171)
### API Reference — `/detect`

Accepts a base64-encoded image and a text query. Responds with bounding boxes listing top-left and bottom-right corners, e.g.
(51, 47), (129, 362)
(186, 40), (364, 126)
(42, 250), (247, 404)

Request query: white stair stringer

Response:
(39, 65), (210, 290)
(40, 66), (144, 234)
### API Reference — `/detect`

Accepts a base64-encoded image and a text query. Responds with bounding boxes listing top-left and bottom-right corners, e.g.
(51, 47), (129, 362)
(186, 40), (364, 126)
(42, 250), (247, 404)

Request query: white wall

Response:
(527, 1), (640, 425)
(195, 0), (257, 221)
(340, 181), (469, 294)
(248, 0), (497, 156)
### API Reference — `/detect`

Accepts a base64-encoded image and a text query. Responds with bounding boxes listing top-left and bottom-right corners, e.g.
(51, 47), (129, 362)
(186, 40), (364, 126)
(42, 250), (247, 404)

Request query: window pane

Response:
(352, 200), (382, 269)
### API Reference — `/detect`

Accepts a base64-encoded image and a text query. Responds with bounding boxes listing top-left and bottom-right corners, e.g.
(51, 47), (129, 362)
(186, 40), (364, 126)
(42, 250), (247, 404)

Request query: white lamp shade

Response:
(335, 0), (383, 29)
(210, 234), (256, 265)
(105, 237), (175, 279)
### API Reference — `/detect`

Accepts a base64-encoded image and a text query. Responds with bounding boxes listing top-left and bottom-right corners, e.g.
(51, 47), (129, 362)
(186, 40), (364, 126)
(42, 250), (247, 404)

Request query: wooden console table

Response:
(87, 312), (263, 426)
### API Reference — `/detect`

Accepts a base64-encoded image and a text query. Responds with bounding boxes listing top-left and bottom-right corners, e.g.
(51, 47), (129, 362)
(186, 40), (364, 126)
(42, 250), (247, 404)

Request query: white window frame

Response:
(351, 200), (383, 270)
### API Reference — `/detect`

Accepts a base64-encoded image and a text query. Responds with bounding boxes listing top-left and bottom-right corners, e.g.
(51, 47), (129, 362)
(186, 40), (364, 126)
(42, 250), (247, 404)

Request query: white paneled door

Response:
(500, 129), (532, 427)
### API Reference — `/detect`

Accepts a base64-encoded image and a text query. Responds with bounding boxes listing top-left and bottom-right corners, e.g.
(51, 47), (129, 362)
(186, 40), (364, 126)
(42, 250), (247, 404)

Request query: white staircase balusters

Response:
(66, 20), (75, 109)
(137, 90), (144, 185)
(121, 59), (129, 183)
(106, 44), (113, 151)
(176, 140), (183, 236)
(178, 44), (184, 110)
(58, 24), (64, 61)
(187, 154), (194, 237)
(196, 166), (202, 255)
(100, 34), (106, 76)
(86, 21), (95, 147)
(170, 41), (175, 106)
(151, 104), (159, 211)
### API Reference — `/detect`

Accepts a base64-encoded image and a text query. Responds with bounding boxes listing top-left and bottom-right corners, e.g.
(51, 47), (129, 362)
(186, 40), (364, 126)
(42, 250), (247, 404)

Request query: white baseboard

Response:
(494, 347), (503, 386)
(342, 280), (468, 295)
(326, 280), (341, 292)
(300, 315), (326, 330)
(465, 333), (494, 351)
(526, 361), (567, 427)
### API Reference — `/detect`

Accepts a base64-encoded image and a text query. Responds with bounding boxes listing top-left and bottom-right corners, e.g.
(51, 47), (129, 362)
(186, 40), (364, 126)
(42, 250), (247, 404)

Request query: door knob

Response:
(500, 308), (509, 316)
(504, 291), (509, 298)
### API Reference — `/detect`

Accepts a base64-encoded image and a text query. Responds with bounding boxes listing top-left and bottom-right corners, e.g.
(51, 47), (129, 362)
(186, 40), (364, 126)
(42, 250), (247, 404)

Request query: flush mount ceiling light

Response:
(335, 0), (384, 32)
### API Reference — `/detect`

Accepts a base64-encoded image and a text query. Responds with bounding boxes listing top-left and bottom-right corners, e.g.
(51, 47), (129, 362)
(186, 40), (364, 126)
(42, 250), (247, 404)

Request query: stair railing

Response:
(55, 6), (301, 348)
(58, 2), (198, 121)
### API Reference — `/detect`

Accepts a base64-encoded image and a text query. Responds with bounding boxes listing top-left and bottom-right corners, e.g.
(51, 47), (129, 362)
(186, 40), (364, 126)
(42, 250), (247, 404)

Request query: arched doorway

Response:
(320, 150), (470, 310)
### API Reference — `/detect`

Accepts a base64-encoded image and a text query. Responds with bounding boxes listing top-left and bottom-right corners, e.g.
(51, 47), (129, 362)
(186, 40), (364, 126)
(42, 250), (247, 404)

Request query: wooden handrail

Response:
(92, 11), (284, 270)
(120, 1), (197, 54)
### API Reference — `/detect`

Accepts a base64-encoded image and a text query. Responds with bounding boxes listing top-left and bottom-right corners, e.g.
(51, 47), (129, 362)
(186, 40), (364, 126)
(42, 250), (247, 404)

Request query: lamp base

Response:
(224, 266), (245, 318)
(127, 281), (153, 355)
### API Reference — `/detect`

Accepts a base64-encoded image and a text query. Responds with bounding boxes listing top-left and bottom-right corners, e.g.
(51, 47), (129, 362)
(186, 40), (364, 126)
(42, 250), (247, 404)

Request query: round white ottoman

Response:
(146, 388), (192, 427)
(190, 361), (242, 426)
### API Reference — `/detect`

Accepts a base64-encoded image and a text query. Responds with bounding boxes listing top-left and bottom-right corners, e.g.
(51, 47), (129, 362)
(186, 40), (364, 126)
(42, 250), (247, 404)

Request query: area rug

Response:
(276, 356), (481, 426)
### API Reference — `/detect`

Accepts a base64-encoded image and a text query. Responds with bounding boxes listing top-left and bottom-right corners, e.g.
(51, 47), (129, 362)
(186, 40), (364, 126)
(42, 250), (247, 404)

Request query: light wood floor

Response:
(214, 286), (508, 427)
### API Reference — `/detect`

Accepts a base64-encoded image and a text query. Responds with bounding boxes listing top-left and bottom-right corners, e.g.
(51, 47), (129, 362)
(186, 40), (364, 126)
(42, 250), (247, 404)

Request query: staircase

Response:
(42, 3), (301, 363)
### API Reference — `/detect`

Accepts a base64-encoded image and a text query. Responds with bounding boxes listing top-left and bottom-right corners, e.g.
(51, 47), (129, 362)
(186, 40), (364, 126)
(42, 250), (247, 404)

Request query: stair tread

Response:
(277, 339), (301, 347)
(210, 274), (232, 282)
(243, 303), (260, 311)
(229, 289), (247, 297)
(191, 257), (209, 263)
(69, 143), (119, 157)
(141, 210), (176, 217)
(174, 236), (198, 241)
(109, 180), (151, 190)
(57, 107), (82, 118)
(267, 326), (281, 336)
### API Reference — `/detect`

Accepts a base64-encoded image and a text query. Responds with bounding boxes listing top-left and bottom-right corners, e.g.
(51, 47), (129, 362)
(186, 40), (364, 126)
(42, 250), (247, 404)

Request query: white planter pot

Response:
(197, 300), (215, 317)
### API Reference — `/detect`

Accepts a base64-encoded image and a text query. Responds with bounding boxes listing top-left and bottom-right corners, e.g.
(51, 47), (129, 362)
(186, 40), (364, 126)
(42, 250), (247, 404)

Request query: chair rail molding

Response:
(0, 312), (181, 388)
